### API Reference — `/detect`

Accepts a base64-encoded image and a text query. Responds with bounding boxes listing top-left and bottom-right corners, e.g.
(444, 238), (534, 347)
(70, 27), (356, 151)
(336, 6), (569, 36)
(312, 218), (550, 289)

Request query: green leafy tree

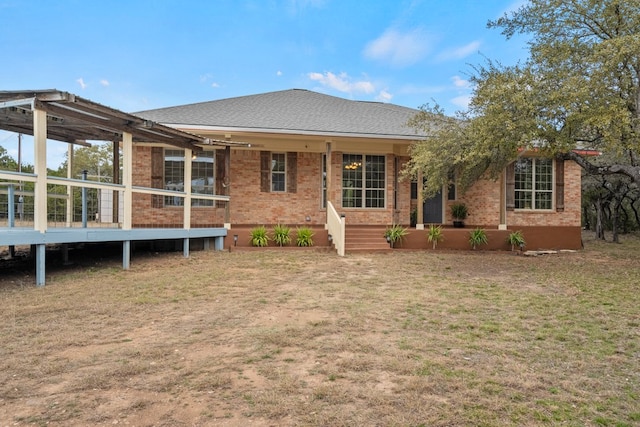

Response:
(58, 143), (117, 182)
(0, 145), (18, 170)
(405, 0), (640, 199)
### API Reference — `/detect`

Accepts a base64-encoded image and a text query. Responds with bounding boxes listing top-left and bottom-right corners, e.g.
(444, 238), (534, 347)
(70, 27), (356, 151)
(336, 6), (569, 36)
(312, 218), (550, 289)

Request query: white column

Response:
(325, 142), (332, 229)
(66, 144), (73, 227)
(183, 148), (192, 230)
(122, 132), (133, 230)
(33, 108), (48, 232)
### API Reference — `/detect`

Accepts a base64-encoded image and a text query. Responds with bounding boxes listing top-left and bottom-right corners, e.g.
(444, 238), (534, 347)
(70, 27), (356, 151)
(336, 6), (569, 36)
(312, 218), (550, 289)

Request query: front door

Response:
(423, 190), (443, 224)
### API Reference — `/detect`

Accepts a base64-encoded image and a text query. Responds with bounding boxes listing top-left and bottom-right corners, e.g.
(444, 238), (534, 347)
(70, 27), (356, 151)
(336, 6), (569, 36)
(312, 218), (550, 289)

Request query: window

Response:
(342, 154), (385, 208)
(271, 153), (286, 192)
(164, 149), (214, 207)
(514, 158), (553, 210)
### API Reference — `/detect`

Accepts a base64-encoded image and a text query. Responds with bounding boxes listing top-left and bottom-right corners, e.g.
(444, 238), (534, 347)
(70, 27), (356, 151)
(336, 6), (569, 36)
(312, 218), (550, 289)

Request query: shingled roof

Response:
(136, 89), (422, 139)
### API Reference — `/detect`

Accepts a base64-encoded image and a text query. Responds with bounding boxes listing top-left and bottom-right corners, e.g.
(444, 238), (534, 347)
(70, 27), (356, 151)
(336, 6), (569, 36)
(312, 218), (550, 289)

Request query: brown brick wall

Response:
(130, 147), (581, 229)
(132, 146), (226, 227)
(449, 159), (581, 228)
(448, 176), (502, 226)
(506, 160), (581, 227)
(229, 150), (326, 224)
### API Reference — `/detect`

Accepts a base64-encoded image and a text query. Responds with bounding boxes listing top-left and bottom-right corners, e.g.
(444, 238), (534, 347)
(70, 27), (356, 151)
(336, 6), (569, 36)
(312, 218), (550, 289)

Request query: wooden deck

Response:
(1, 225), (228, 286)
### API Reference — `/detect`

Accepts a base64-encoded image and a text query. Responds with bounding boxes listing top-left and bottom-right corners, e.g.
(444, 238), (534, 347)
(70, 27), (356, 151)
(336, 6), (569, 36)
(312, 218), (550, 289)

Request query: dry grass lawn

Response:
(1, 232), (639, 426)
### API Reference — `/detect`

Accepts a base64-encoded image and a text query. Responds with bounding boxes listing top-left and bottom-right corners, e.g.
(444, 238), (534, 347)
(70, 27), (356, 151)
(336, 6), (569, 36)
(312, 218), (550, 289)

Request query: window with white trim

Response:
(514, 157), (553, 210)
(342, 154), (385, 208)
(164, 149), (214, 207)
(271, 153), (286, 192)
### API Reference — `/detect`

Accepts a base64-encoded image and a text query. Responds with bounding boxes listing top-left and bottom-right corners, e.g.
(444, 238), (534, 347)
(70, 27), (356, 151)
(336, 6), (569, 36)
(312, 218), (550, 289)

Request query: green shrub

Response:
(427, 224), (444, 249)
(469, 228), (488, 250)
(507, 230), (526, 251)
(296, 227), (314, 247)
(250, 225), (269, 247)
(273, 224), (292, 247)
(384, 224), (409, 248)
(451, 203), (468, 221)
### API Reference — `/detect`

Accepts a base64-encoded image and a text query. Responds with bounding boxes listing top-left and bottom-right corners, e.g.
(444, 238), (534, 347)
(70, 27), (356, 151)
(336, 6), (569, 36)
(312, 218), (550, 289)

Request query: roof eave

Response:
(160, 123), (423, 142)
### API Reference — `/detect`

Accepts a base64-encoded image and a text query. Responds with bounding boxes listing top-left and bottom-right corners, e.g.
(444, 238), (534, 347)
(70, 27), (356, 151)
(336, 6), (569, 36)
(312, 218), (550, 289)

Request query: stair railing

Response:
(326, 201), (345, 256)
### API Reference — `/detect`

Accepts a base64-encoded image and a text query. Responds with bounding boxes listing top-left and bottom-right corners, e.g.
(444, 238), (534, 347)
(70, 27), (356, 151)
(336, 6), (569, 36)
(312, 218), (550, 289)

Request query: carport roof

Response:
(0, 90), (245, 149)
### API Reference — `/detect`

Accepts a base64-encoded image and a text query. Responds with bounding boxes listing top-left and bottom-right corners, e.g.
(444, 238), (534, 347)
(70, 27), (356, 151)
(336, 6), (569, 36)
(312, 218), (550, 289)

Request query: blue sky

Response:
(1, 0), (528, 166)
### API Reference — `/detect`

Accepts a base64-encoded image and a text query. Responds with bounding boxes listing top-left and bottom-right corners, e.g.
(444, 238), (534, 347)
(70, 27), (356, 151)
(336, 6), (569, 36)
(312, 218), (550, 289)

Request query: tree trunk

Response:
(595, 197), (605, 240)
(582, 204), (591, 230)
(611, 200), (619, 243)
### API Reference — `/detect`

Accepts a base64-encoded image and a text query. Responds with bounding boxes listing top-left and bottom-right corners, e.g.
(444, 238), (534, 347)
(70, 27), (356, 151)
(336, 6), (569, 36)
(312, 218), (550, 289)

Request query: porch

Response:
(0, 90), (243, 286)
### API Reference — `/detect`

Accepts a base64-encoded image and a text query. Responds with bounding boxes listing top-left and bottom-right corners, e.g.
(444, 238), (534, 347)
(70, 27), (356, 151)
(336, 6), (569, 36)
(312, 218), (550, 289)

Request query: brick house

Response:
(135, 89), (583, 250)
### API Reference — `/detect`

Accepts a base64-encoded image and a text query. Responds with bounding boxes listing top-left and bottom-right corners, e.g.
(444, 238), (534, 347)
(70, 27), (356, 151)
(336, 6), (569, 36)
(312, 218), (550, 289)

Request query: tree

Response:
(0, 145), (18, 170)
(57, 143), (117, 182)
(405, 0), (640, 200)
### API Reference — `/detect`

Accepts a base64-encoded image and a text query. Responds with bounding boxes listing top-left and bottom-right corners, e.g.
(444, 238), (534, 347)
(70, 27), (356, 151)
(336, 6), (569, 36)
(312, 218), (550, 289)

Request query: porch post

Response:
(325, 142), (332, 228)
(183, 148), (192, 258)
(123, 240), (130, 270)
(121, 132), (133, 231)
(33, 107), (47, 233)
(498, 170), (507, 230)
(214, 236), (224, 250)
(121, 132), (133, 270)
(8, 184), (15, 258)
(35, 243), (46, 287)
(7, 184), (14, 227)
(416, 171), (424, 230)
(112, 140), (120, 223)
(184, 148), (192, 230)
(224, 145), (231, 228)
(32, 107), (48, 286)
(66, 144), (73, 227)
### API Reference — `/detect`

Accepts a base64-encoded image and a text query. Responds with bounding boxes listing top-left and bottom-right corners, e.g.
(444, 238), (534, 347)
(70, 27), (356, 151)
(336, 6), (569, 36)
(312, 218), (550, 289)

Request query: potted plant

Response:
(384, 224), (409, 248)
(273, 224), (292, 247)
(469, 228), (488, 250)
(427, 224), (444, 249)
(507, 230), (526, 252)
(249, 225), (269, 247)
(451, 203), (468, 228)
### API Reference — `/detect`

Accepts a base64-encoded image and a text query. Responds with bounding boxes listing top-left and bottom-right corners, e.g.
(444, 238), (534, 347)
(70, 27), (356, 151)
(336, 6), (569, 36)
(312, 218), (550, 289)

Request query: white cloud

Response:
(451, 94), (472, 109)
(276, 70), (283, 76)
(498, 0), (528, 18)
(307, 71), (374, 95)
(100, 79), (110, 87)
(363, 27), (432, 67)
(76, 78), (87, 89)
(437, 40), (481, 61)
(211, 82), (220, 88)
(376, 90), (393, 103)
(451, 75), (471, 89)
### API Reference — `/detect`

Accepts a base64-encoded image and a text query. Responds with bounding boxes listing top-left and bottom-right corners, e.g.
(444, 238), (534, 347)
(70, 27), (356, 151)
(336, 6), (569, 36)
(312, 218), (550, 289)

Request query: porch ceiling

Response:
(0, 90), (247, 150)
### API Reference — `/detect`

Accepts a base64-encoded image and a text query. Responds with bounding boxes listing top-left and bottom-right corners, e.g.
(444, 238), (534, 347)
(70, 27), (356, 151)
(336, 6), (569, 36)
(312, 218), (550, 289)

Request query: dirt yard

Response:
(1, 233), (639, 426)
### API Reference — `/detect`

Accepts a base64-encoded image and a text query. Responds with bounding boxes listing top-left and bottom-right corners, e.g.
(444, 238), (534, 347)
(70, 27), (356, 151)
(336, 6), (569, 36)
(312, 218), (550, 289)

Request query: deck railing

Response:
(0, 170), (230, 231)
